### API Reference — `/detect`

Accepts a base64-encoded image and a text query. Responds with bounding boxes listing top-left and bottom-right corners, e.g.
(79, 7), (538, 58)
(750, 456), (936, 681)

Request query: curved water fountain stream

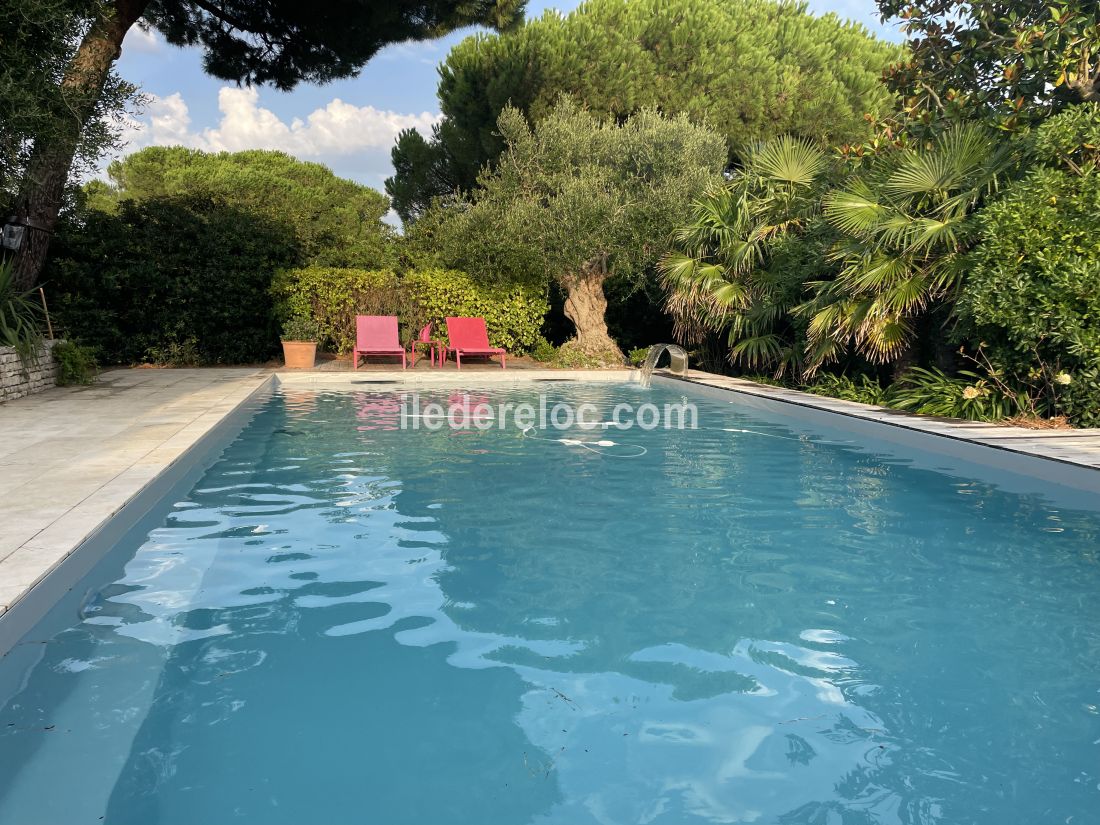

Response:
(637, 343), (688, 387)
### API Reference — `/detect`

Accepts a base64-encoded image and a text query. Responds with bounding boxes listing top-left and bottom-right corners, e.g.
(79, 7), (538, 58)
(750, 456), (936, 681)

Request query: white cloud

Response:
(120, 87), (441, 158)
(122, 25), (160, 54)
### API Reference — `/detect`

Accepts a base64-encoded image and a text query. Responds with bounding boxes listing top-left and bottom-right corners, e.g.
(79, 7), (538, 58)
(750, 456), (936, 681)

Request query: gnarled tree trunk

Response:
(560, 257), (624, 362)
(10, 0), (148, 290)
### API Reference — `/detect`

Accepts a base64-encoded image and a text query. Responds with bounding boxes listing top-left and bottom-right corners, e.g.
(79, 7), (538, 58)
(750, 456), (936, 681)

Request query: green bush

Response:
(886, 367), (1027, 422)
(958, 161), (1100, 426)
(1054, 366), (1100, 428)
(627, 346), (651, 367)
(53, 341), (98, 385)
(803, 374), (887, 406)
(0, 260), (45, 365)
(530, 338), (557, 363)
(271, 267), (404, 352)
(280, 314), (321, 343)
(960, 167), (1100, 370)
(47, 195), (296, 365)
(272, 266), (548, 355)
(403, 268), (547, 353)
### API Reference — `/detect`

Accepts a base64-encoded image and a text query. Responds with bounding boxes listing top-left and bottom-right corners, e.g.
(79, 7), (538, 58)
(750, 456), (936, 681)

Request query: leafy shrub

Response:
(531, 338), (558, 363)
(551, 346), (611, 369)
(957, 159), (1100, 426)
(47, 195), (297, 365)
(281, 314), (321, 343)
(803, 373), (887, 405)
(1030, 102), (1100, 174)
(403, 268), (547, 353)
(886, 367), (1027, 422)
(741, 374), (787, 387)
(273, 266), (548, 355)
(0, 260), (45, 364)
(627, 346), (651, 367)
(271, 267), (405, 352)
(93, 147), (398, 269)
(53, 341), (98, 385)
(960, 168), (1100, 371)
(1053, 366), (1100, 428)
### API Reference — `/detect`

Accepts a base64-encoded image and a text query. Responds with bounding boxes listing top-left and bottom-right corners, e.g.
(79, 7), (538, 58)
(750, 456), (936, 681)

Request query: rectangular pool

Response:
(1, 381), (1098, 824)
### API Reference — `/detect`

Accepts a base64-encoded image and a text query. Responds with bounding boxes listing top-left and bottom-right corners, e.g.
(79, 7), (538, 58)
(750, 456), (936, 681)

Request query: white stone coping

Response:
(2, 364), (1097, 646)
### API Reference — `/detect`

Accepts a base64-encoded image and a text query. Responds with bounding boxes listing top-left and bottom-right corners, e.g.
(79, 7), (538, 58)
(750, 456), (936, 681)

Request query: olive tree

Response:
(419, 100), (727, 361)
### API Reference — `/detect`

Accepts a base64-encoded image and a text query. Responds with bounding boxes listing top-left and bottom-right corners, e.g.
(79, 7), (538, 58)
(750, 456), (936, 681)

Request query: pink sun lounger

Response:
(445, 317), (506, 369)
(353, 315), (406, 369)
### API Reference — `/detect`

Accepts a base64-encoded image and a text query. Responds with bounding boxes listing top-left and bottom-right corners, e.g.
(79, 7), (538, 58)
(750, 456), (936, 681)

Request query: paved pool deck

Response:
(1, 366), (1098, 627)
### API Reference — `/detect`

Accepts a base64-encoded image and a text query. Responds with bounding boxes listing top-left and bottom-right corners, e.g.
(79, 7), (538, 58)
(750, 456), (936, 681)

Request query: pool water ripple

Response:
(0, 384), (1098, 824)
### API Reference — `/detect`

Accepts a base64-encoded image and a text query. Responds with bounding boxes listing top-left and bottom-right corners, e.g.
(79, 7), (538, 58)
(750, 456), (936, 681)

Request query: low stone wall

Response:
(0, 340), (59, 403)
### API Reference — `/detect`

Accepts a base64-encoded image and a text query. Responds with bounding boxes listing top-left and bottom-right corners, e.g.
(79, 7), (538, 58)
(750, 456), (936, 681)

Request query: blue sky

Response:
(112, 0), (900, 205)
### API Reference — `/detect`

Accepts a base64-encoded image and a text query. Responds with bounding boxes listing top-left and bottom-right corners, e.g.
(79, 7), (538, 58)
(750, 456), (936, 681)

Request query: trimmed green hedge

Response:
(271, 267), (405, 353)
(403, 268), (547, 352)
(272, 266), (547, 354)
(48, 195), (296, 365)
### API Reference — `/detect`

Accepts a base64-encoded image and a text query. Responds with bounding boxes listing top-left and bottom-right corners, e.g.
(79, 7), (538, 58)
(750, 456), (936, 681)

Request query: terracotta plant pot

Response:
(281, 340), (317, 369)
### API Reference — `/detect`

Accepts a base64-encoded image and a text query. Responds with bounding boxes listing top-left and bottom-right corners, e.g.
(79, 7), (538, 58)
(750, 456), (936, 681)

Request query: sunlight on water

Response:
(1, 384), (1098, 824)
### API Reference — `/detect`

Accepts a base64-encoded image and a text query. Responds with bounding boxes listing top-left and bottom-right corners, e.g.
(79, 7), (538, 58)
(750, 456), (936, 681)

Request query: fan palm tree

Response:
(659, 136), (833, 377)
(796, 125), (1018, 374)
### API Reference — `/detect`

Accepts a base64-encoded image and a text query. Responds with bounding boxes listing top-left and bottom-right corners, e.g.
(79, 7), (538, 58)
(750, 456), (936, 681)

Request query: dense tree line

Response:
(386, 0), (900, 223)
(2, 0), (526, 290)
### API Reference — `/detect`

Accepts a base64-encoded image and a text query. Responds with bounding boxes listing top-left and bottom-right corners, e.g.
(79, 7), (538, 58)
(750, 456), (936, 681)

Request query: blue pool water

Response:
(1, 383), (1099, 824)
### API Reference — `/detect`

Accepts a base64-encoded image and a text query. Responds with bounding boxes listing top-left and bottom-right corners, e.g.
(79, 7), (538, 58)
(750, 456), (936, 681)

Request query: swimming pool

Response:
(1, 381), (1098, 824)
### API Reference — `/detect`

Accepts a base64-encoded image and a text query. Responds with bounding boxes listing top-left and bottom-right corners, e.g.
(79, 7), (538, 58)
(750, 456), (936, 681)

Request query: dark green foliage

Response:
(0, 260), (46, 364)
(271, 266), (548, 355)
(280, 315), (321, 344)
(387, 125), (466, 224)
(960, 168), (1100, 371)
(416, 100), (727, 358)
(803, 373), (888, 405)
(957, 105), (1100, 426)
(52, 340), (98, 385)
(1055, 367), (1100, 428)
(887, 367), (1028, 421)
(47, 195), (297, 365)
(89, 147), (396, 268)
(387, 0), (899, 224)
(879, 0), (1100, 134)
(0, 0), (138, 205)
(144, 0), (526, 90)
(530, 338), (558, 363)
(660, 137), (841, 379)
